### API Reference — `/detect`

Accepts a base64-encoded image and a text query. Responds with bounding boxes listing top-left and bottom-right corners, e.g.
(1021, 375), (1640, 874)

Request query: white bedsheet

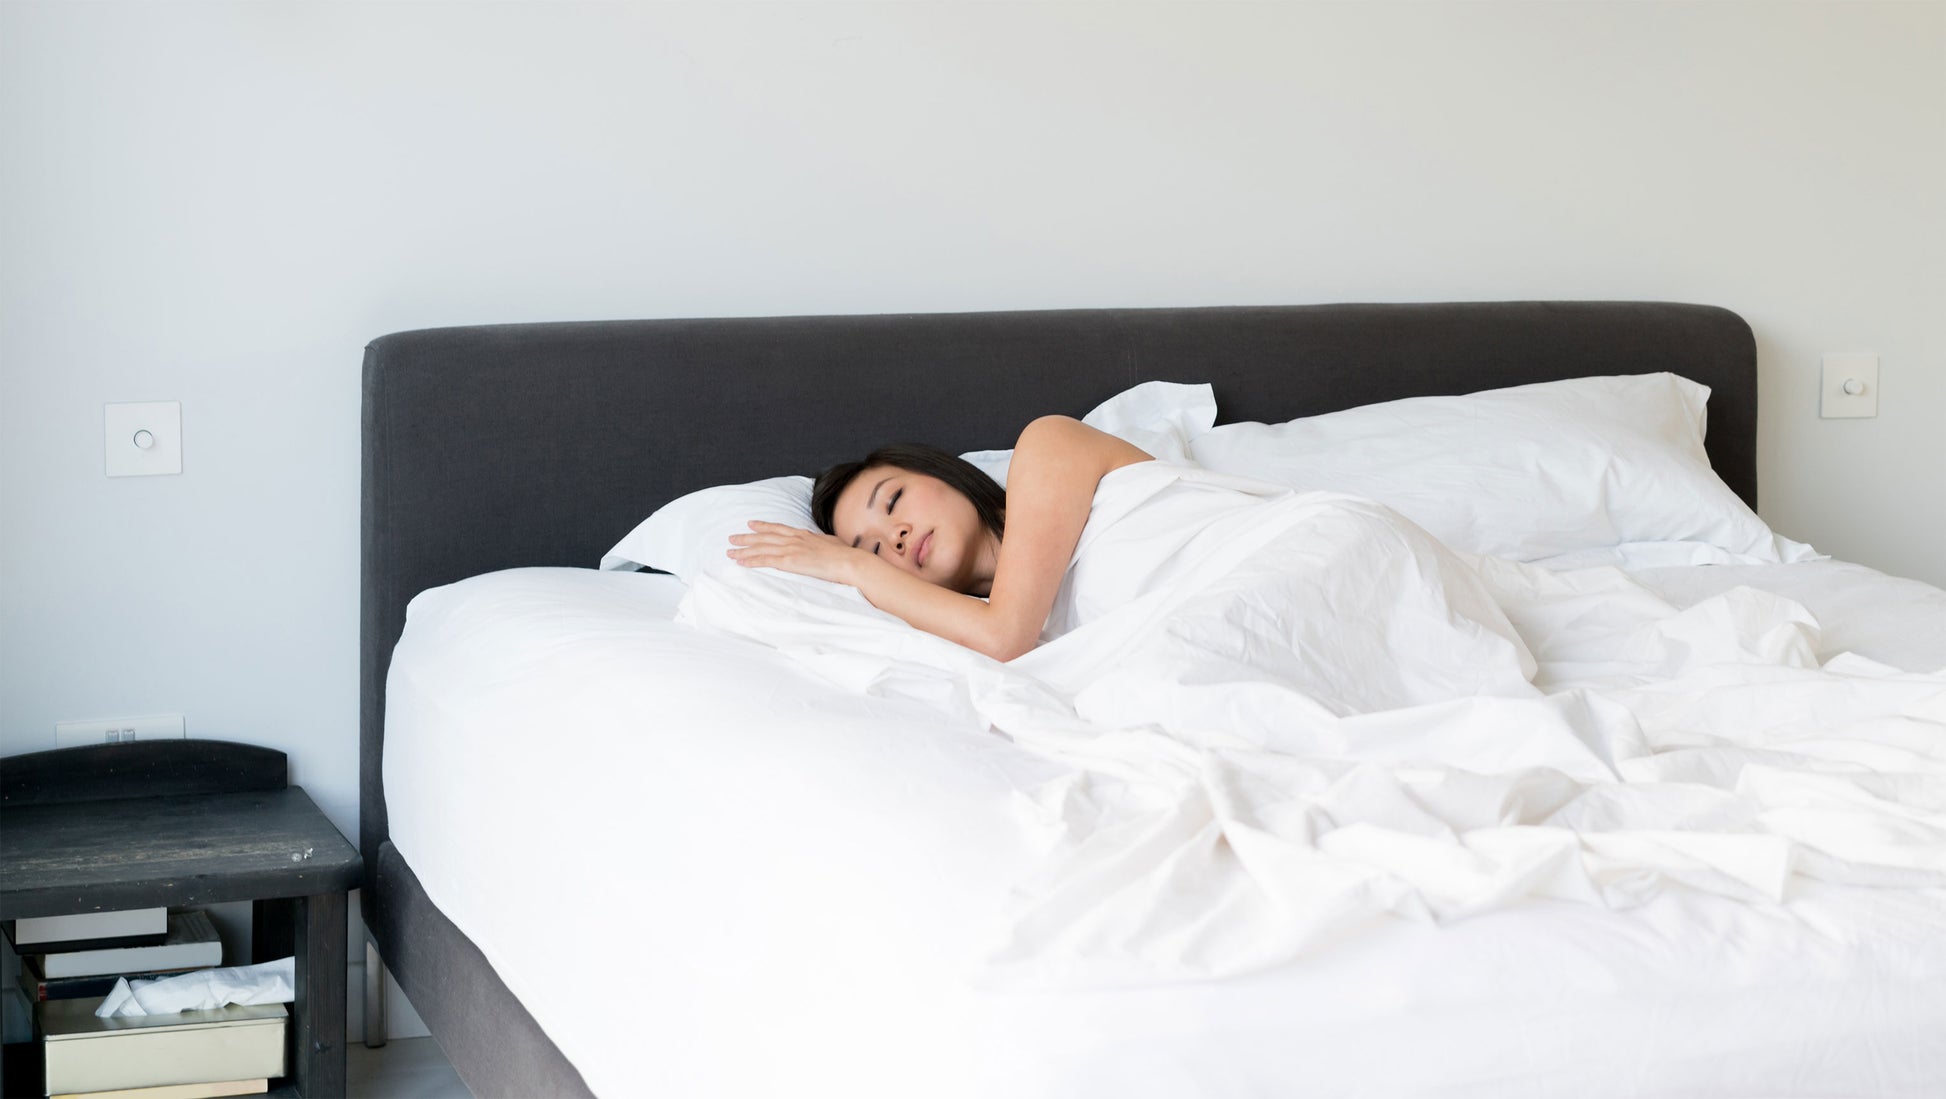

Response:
(386, 518), (1946, 1096)
(683, 463), (1946, 984)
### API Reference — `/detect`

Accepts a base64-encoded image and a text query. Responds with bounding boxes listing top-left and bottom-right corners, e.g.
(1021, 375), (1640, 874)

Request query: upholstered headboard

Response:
(359, 300), (1757, 922)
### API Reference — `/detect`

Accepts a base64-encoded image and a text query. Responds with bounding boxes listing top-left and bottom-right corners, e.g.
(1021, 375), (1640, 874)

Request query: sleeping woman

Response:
(723, 412), (1542, 718)
(726, 416), (1147, 662)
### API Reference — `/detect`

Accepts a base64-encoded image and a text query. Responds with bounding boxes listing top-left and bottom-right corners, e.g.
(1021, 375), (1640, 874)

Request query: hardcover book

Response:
(19, 955), (216, 1002)
(24, 910), (222, 980)
(10, 907), (168, 952)
(51, 1079), (269, 1099)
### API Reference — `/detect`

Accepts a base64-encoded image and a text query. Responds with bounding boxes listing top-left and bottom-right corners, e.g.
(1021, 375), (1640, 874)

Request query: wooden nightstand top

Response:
(0, 741), (362, 920)
(0, 740), (360, 1097)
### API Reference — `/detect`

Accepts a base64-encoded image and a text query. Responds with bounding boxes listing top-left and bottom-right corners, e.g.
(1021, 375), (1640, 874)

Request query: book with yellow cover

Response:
(51, 1079), (269, 1099)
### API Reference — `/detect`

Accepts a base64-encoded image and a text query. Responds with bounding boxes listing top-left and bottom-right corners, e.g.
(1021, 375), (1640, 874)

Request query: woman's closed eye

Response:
(872, 488), (902, 553)
(854, 486), (903, 554)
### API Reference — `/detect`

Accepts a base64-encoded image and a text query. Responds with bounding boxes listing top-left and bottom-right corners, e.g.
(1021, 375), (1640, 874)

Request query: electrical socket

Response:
(55, 714), (186, 748)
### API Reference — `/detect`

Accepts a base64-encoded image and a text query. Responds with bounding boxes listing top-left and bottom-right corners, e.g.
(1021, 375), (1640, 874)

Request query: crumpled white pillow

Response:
(1189, 372), (1814, 564)
(600, 381), (1216, 580)
(957, 379), (1216, 488)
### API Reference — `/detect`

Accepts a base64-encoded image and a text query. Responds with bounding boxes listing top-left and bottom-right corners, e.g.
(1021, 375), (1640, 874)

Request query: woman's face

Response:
(832, 465), (998, 595)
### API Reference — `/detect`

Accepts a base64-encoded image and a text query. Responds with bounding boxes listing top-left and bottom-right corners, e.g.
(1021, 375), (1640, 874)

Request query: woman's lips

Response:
(916, 531), (932, 568)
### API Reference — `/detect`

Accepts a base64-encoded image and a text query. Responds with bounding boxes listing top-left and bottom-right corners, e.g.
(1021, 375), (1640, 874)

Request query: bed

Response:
(360, 302), (1946, 1098)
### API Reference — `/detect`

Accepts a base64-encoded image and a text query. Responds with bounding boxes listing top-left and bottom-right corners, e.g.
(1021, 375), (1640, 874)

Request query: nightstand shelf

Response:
(1, 740), (362, 1098)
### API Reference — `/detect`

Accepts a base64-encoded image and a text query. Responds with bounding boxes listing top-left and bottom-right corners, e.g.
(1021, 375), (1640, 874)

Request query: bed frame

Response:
(360, 301), (1758, 1096)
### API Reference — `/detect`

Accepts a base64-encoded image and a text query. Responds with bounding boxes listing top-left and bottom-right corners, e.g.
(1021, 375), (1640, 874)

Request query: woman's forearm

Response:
(725, 521), (1035, 658)
(845, 554), (1038, 661)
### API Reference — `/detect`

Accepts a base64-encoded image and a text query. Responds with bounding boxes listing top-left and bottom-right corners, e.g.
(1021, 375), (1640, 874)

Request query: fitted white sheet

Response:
(385, 559), (1946, 1098)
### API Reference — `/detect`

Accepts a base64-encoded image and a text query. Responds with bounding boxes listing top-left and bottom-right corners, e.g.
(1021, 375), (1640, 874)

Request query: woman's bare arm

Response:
(974, 416), (1150, 658)
(728, 416), (1148, 660)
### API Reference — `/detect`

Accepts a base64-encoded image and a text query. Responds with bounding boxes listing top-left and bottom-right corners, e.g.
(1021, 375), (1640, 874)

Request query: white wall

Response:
(2, 0), (1941, 986)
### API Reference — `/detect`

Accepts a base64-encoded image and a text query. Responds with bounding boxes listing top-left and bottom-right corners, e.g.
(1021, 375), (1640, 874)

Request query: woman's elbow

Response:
(992, 637), (1038, 663)
(973, 621), (1039, 663)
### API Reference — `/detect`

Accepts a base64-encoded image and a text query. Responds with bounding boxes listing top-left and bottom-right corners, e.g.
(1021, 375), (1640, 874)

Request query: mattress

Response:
(383, 558), (1946, 1099)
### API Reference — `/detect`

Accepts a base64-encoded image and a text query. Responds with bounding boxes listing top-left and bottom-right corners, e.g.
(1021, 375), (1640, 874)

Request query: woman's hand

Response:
(727, 520), (868, 585)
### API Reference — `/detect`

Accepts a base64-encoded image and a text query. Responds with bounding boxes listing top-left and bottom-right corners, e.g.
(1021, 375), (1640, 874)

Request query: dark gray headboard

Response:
(360, 300), (1756, 918)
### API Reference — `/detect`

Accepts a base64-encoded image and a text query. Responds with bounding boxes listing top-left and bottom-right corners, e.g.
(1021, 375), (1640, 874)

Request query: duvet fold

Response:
(679, 462), (1946, 986)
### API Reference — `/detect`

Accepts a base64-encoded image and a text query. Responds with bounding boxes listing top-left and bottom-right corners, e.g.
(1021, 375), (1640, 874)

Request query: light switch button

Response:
(105, 401), (182, 476)
(1820, 354), (1878, 419)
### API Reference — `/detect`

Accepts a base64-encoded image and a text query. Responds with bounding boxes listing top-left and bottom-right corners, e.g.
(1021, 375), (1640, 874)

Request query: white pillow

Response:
(956, 380), (1216, 488)
(600, 475), (814, 580)
(1080, 380), (1215, 466)
(1188, 373), (1810, 564)
(957, 449), (1014, 489)
(600, 381), (1217, 579)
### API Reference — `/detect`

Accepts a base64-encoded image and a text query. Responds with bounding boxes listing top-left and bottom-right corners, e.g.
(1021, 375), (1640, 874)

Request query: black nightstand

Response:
(0, 740), (362, 1097)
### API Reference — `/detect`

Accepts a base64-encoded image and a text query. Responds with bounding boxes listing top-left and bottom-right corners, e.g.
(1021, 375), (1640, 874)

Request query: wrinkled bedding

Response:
(386, 559), (1946, 1098)
(681, 462), (1946, 986)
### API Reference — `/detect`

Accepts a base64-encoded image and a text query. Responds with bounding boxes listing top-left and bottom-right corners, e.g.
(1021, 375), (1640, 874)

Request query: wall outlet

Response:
(55, 714), (186, 748)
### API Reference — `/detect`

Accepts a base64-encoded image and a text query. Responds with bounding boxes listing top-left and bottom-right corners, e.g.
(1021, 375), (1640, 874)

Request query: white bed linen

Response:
(683, 464), (1945, 984)
(1632, 558), (1946, 672)
(386, 558), (1946, 1098)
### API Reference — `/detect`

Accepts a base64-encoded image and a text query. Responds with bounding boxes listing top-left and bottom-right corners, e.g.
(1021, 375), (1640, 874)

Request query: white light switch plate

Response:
(1820, 354), (1878, 419)
(105, 401), (182, 476)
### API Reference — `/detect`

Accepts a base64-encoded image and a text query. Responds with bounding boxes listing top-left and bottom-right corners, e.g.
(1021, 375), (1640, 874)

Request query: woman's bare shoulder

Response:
(1013, 415), (1152, 471)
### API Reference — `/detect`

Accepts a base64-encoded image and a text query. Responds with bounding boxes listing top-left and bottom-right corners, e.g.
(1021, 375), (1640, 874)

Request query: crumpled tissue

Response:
(96, 956), (295, 1018)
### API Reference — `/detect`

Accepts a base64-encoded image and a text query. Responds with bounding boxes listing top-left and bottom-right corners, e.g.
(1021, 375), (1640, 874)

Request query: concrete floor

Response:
(346, 1036), (473, 1099)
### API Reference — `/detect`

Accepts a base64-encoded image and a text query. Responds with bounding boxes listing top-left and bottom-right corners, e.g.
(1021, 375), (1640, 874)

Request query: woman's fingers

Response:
(725, 522), (854, 582)
(728, 524), (788, 548)
(728, 523), (809, 565)
(734, 520), (807, 539)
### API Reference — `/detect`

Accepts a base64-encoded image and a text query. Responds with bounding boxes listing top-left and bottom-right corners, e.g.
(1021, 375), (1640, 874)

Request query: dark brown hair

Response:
(811, 444), (1006, 541)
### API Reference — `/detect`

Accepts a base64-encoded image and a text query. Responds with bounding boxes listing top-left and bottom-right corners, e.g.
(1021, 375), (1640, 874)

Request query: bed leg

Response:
(364, 937), (389, 1049)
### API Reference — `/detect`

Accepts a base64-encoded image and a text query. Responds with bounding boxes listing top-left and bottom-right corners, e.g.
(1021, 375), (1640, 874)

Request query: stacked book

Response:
(7, 908), (285, 1099)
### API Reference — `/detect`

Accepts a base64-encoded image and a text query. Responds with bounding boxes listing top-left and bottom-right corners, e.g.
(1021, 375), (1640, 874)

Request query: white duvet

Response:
(681, 461), (1946, 986)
